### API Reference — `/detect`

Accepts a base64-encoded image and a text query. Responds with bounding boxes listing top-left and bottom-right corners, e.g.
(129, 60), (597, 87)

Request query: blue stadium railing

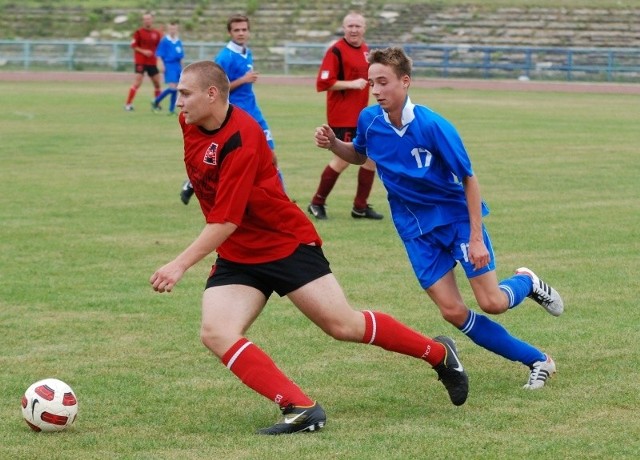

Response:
(283, 42), (640, 82)
(0, 39), (226, 72)
(1, 39), (638, 82)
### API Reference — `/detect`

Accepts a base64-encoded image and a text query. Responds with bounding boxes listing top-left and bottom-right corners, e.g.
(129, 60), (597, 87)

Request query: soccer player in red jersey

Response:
(308, 12), (383, 220)
(124, 12), (162, 111)
(150, 60), (469, 435)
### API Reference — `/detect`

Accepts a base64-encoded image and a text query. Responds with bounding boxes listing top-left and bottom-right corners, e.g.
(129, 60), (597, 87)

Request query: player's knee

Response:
(321, 322), (348, 341)
(477, 295), (509, 315)
(320, 317), (360, 342)
(200, 326), (226, 357)
(440, 307), (469, 328)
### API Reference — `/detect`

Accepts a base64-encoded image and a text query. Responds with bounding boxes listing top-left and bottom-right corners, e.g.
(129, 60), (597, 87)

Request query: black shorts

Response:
(205, 244), (332, 298)
(134, 64), (159, 77)
(332, 127), (356, 143)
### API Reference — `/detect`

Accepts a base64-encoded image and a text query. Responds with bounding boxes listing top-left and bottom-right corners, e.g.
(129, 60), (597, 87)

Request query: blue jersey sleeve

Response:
(155, 39), (167, 59)
(425, 112), (474, 181)
(353, 108), (375, 155)
(215, 48), (242, 82)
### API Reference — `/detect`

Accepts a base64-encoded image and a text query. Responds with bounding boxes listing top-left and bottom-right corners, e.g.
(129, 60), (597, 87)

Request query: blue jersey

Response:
(214, 42), (274, 149)
(353, 98), (489, 241)
(156, 35), (184, 83)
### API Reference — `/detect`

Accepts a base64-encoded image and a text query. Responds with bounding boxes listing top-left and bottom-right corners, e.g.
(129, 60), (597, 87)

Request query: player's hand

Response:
(469, 241), (491, 270)
(468, 239), (490, 270)
(315, 124), (336, 150)
(149, 260), (186, 293)
(352, 78), (368, 90)
(244, 70), (259, 83)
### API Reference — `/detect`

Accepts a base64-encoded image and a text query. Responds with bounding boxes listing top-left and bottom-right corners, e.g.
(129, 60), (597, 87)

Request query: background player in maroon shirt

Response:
(150, 60), (469, 435)
(308, 12), (383, 220)
(124, 12), (162, 111)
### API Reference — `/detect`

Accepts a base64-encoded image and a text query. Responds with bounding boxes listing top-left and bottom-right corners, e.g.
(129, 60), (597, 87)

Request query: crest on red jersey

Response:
(203, 142), (218, 165)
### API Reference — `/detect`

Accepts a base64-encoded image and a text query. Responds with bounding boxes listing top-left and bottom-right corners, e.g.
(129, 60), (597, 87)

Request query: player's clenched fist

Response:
(314, 124), (335, 150)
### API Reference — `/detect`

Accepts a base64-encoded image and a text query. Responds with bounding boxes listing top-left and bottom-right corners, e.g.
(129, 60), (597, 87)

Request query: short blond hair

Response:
(182, 61), (230, 101)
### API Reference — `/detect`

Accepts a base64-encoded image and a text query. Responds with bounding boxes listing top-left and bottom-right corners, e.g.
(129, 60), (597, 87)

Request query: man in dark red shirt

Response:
(124, 12), (162, 111)
(149, 60), (469, 435)
(308, 12), (383, 220)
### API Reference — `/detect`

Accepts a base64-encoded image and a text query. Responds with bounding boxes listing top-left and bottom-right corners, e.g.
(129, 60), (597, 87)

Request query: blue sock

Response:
(499, 274), (532, 309)
(168, 89), (177, 113)
(460, 310), (545, 365)
(155, 88), (172, 105)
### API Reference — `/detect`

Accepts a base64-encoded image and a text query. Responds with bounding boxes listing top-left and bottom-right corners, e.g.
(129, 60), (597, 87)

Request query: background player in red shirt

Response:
(124, 12), (162, 111)
(150, 60), (469, 435)
(308, 12), (383, 220)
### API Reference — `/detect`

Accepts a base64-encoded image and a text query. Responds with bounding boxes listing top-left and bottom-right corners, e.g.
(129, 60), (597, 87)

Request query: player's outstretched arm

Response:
(150, 222), (237, 293)
(314, 124), (366, 165)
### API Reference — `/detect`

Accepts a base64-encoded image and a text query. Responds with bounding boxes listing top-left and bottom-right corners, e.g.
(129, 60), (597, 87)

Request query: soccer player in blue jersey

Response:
(179, 14), (284, 205)
(315, 47), (564, 390)
(152, 21), (184, 115)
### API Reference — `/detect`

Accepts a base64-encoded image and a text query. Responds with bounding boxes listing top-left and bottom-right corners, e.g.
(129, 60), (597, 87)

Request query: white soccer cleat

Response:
(523, 355), (556, 389)
(515, 267), (564, 316)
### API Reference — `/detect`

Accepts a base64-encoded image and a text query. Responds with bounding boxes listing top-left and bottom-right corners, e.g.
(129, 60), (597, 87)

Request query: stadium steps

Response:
(1, 2), (639, 70)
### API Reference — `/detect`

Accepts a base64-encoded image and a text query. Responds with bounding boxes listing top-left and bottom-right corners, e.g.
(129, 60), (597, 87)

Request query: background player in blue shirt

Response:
(315, 46), (564, 390)
(152, 21), (184, 115)
(180, 14), (284, 205)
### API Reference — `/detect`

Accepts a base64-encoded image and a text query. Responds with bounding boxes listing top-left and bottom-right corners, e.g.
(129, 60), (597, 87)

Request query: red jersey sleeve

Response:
(205, 131), (261, 226)
(130, 30), (140, 50)
(316, 43), (340, 92)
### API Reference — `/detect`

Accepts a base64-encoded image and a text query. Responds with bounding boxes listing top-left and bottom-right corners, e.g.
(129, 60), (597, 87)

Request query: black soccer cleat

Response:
(433, 336), (469, 406)
(257, 402), (326, 435)
(307, 203), (327, 220)
(351, 205), (383, 220)
(180, 179), (194, 205)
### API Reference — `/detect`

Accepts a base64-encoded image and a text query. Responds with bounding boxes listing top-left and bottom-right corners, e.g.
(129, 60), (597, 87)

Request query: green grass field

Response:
(0, 78), (638, 459)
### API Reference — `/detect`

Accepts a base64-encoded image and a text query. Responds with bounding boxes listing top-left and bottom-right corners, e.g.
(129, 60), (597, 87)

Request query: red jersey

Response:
(131, 27), (162, 66)
(316, 38), (370, 127)
(180, 106), (322, 263)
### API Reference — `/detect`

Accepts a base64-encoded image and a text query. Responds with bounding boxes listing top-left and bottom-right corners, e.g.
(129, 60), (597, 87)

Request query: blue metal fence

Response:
(0, 39), (226, 72)
(1, 39), (639, 82)
(284, 42), (640, 82)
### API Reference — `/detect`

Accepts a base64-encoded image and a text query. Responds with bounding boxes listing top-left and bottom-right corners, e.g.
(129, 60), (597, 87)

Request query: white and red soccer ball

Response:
(21, 378), (78, 432)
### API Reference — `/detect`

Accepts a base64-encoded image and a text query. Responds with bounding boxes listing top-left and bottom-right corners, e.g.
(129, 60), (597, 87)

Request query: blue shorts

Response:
(164, 63), (182, 84)
(402, 221), (496, 289)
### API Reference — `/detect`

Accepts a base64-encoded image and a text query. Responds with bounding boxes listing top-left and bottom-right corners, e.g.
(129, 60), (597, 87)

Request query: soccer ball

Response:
(21, 378), (78, 432)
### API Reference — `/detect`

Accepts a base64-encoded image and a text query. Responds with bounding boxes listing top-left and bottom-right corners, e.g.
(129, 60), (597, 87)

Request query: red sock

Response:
(126, 86), (137, 105)
(154, 88), (161, 98)
(354, 167), (375, 209)
(221, 338), (314, 408)
(361, 311), (445, 366)
(311, 165), (340, 205)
